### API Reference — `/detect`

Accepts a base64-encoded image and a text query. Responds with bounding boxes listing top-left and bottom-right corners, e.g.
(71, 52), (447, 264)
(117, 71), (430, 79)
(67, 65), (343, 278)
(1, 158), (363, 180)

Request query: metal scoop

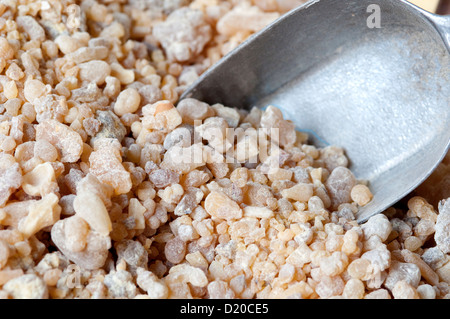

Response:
(180, 0), (450, 223)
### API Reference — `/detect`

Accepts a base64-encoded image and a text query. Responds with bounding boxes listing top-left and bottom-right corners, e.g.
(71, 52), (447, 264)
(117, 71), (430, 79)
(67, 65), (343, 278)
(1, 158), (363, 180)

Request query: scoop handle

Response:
(411, 1), (450, 49)
(402, 0), (450, 49)
(428, 14), (450, 50)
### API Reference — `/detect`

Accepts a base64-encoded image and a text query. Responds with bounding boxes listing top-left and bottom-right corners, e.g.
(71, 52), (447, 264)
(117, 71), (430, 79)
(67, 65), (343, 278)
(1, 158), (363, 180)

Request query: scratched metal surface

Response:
(181, 0), (450, 223)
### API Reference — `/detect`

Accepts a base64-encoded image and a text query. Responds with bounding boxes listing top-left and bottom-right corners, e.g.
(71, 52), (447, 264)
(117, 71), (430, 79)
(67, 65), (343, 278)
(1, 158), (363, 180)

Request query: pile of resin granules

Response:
(0, 0), (449, 299)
